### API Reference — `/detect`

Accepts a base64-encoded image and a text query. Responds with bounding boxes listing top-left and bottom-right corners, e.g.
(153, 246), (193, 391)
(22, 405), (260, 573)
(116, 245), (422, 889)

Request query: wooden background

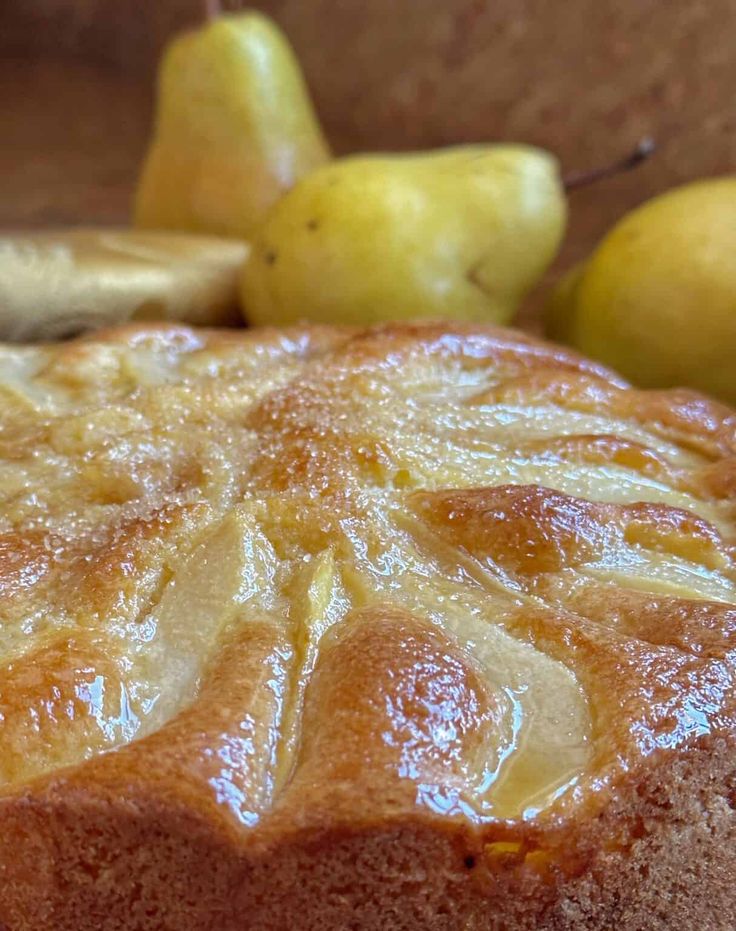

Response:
(2, 0), (735, 322)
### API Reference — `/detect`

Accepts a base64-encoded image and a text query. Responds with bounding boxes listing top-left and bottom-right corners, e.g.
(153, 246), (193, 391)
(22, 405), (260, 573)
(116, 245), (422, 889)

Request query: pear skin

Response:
(240, 145), (566, 326)
(134, 12), (330, 240)
(546, 178), (736, 405)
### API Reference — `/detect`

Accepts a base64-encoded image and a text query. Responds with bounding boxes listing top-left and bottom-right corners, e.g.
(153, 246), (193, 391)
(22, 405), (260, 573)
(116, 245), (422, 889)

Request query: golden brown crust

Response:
(0, 321), (734, 929)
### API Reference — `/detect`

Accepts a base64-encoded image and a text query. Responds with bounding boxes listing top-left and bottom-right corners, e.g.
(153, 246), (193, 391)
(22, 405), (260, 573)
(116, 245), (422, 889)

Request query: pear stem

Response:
(203, 0), (221, 21)
(563, 137), (656, 191)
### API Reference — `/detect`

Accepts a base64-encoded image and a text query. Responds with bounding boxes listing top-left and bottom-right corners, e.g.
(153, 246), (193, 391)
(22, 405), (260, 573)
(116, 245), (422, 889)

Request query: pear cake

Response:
(0, 321), (734, 930)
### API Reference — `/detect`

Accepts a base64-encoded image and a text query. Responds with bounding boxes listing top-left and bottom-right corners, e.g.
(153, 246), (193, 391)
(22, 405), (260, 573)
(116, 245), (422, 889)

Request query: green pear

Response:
(240, 145), (566, 326)
(545, 178), (736, 405)
(134, 12), (330, 240)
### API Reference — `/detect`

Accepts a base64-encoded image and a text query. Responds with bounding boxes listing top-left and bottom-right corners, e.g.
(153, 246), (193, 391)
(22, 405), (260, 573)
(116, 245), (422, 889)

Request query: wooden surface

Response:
(0, 60), (149, 230)
(3, 0), (736, 325)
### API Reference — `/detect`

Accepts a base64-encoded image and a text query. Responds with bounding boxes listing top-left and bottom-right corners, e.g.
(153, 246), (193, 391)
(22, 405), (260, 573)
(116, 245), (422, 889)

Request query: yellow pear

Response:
(545, 178), (736, 405)
(240, 145), (566, 327)
(134, 12), (330, 240)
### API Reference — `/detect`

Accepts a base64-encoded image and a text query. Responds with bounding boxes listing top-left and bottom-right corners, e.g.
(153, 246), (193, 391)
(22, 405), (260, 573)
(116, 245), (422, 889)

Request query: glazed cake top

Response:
(0, 321), (734, 834)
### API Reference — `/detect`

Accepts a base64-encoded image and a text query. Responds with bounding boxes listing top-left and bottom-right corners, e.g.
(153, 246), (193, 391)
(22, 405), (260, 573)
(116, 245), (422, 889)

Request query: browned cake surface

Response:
(0, 322), (734, 929)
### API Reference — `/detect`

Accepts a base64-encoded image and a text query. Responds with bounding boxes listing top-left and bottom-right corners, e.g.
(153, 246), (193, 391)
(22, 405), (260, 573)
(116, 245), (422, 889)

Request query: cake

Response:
(0, 230), (246, 341)
(0, 321), (733, 930)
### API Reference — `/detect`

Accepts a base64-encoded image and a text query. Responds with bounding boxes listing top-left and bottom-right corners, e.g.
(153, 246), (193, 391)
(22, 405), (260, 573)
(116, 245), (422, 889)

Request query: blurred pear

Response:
(134, 12), (330, 240)
(546, 178), (736, 405)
